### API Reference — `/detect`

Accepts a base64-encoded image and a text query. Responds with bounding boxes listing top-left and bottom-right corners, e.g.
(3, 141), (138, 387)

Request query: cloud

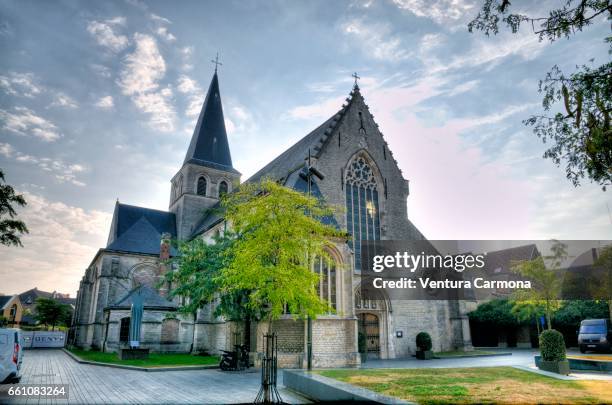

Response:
(156, 26), (176, 42)
(0, 142), (87, 186)
(176, 75), (203, 117)
(90, 63), (112, 78)
(0, 107), (62, 141)
(392, 0), (476, 24)
(49, 92), (78, 109)
(118, 33), (175, 131)
(287, 96), (345, 120)
(150, 13), (171, 24)
(86, 17), (129, 53)
(341, 18), (410, 61)
(0, 72), (42, 97)
(0, 192), (111, 296)
(94, 95), (114, 109)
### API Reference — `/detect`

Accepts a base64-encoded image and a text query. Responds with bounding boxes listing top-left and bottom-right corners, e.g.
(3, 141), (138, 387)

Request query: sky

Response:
(0, 0), (610, 297)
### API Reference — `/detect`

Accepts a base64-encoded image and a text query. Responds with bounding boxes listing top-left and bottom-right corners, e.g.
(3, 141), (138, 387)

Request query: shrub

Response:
(540, 329), (566, 361)
(416, 332), (432, 351)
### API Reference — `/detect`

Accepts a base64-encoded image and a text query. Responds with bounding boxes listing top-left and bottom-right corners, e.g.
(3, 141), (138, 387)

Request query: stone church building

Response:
(71, 69), (472, 368)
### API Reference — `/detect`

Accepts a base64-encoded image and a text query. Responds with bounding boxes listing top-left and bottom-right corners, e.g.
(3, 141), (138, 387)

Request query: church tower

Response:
(169, 69), (240, 240)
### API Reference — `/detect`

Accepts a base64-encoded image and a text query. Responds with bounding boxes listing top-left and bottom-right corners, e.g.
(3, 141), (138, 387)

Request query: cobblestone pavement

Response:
(0, 349), (310, 404)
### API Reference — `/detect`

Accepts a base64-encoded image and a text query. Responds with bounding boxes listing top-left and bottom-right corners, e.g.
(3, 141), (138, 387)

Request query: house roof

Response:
(483, 244), (540, 276)
(108, 284), (177, 310)
(106, 202), (177, 256)
(184, 71), (238, 174)
(0, 295), (14, 309)
(19, 288), (53, 305)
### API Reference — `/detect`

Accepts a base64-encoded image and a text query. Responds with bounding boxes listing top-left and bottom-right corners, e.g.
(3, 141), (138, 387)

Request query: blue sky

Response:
(0, 0), (610, 296)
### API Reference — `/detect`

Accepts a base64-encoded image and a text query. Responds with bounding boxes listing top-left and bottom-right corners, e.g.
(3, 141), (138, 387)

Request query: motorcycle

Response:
(219, 344), (250, 371)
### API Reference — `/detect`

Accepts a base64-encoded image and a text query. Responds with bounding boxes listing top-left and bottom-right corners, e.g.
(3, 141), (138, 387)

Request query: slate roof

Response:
(0, 295), (13, 309)
(184, 72), (239, 174)
(106, 202), (177, 256)
(189, 86), (361, 238)
(19, 288), (53, 305)
(108, 284), (177, 310)
(483, 244), (540, 276)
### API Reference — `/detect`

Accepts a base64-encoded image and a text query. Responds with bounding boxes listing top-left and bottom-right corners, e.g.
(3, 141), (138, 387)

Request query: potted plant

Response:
(537, 329), (569, 375)
(416, 332), (433, 360)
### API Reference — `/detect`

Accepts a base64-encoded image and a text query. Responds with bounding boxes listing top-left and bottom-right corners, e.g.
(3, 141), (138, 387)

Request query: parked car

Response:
(0, 328), (23, 383)
(578, 319), (612, 353)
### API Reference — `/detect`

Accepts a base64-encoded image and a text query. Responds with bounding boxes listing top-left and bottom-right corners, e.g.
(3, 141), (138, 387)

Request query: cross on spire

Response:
(211, 52), (222, 73)
(352, 72), (360, 86)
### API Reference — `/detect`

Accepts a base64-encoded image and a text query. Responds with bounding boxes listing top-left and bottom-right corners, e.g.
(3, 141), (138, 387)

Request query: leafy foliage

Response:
(220, 179), (345, 322)
(512, 240), (567, 329)
(553, 300), (609, 326)
(0, 169), (28, 247)
(469, 298), (521, 327)
(416, 332), (432, 351)
(469, 1), (612, 189)
(594, 244), (612, 321)
(35, 298), (73, 330)
(539, 329), (567, 361)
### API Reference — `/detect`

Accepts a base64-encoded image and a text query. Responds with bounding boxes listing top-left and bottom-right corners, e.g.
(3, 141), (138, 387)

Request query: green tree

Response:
(594, 244), (612, 321)
(0, 169), (28, 246)
(468, 298), (520, 327)
(511, 300), (546, 334)
(35, 298), (73, 331)
(512, 240), (568, 329)
(220, 179), (344, 327)
(469, 1), (612, 189)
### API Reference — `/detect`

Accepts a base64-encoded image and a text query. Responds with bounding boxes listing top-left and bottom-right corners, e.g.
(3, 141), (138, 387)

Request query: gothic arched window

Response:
(197, 176), (207, 196)
(345, 156), (381, 271)
(314, 257), (337, 311)
(218, 180), (228, 197)
(119, 317), (130, 342)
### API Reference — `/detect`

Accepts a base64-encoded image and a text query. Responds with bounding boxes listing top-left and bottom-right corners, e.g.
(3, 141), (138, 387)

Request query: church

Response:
(70, 67), (472, 368)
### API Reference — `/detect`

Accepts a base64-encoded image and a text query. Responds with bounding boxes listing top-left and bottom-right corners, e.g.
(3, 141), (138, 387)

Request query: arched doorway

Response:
(358, 313), (380, 359)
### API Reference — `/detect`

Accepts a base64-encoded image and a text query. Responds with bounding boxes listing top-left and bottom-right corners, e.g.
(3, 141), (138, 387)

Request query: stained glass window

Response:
(345, 156), (381, 271)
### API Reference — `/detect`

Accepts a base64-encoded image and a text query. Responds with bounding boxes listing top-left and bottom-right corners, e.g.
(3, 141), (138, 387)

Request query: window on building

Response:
(119, 317), (130, 343)
(197, 176), (207, 196)
(218, 180), (228, 197)
(314, 257), (337, 311)
(9, 304), (16, 318)
(345, 156), (381, 271)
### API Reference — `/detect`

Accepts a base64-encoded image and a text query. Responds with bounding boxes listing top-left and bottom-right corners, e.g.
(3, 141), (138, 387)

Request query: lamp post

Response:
(304, 149), (324, 370)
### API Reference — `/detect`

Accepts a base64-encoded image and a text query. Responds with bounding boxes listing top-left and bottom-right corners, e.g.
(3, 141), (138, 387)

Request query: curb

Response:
(511, 365), (577, 380)
(62, 348), (219, 372)
(434, 352), (513, 359)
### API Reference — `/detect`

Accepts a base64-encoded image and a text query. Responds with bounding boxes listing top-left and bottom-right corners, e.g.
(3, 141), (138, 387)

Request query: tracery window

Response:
(314, 257), (336, 311)
(197, 176), (207, 196)
(345, 156), (381, 271)
(218, 180), (228, 197)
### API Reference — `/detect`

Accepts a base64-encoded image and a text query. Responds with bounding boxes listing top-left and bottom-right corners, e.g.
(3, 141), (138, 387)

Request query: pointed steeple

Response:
(183, 71), (236, 172)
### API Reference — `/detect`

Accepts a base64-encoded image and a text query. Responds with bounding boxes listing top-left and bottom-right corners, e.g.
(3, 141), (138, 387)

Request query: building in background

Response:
(0, 295), (23, 326)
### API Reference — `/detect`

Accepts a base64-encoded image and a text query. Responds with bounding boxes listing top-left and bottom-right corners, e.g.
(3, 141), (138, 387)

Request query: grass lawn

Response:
(435, 350), (499, 358)
(68, 348), (219, 368)
(319, 367), (612, 404)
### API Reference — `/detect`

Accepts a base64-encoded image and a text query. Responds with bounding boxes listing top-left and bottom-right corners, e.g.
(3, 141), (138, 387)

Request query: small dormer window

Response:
(197, 176), (207, 196)
(218, 181), (228, 197)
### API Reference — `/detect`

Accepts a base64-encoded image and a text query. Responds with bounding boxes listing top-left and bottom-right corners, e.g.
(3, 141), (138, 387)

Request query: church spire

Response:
(183, 69), (234, 171)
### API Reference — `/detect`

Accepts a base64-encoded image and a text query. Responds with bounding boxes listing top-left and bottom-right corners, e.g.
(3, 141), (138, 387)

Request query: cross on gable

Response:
(352, 72), (360, 85)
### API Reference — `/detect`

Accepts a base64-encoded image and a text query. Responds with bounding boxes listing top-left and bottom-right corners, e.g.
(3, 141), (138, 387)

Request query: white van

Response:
(0, 328), (23, 383)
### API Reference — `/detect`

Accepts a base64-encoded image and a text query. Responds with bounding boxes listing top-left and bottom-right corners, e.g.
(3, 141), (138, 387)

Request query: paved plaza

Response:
(1, 349), (309, 404)
(2, 349), (610, 404)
